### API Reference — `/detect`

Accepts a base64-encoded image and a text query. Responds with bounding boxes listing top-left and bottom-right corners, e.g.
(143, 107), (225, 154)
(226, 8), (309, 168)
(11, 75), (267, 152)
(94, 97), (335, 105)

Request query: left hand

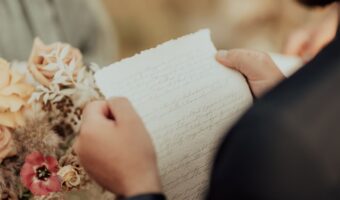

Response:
(216, 49), (285, 98)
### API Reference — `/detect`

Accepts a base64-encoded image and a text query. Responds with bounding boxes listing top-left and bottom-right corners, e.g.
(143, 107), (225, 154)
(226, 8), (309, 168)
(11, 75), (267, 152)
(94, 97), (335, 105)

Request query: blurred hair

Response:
(298, 0), (339, 6)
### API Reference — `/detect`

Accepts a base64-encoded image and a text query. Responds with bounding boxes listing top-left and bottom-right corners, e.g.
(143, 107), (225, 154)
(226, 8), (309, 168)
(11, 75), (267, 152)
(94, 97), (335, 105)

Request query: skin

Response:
(74, 99), (162, 197)
(216, 50), (284, 97)
(74, 49), (285, 197)
(283, 3), (339, 61)
(75, 2), (340, 197)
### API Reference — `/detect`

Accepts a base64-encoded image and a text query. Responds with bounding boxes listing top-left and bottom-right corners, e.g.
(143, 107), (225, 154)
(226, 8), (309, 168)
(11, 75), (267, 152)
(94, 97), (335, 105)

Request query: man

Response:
(75, 0), (340, 199)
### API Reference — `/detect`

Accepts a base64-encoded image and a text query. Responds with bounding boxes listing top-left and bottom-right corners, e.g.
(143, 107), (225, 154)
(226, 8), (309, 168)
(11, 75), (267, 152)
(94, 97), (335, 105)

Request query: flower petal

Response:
(20, 163), (35, 188)
(45, 175), (61, 193)
(0, 59), (10, 89)
(0, 96), (25, 112)
(25, 151), (44, 165)
(13, 111), (25, 127)
(0, 127), (16, 164)
(45, 156), (59, 172)
(28, 38), (46, 63)
(30, 181), (50, 196)
(10, 70), (24, 84)
(0, 112), (16, 128)
(0, 83), (35, 98)
(29, 64), (51, 87)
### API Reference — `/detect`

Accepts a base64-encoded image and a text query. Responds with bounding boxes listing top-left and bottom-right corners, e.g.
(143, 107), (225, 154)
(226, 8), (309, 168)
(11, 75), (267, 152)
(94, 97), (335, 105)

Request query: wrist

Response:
(120, 169), (162, 197)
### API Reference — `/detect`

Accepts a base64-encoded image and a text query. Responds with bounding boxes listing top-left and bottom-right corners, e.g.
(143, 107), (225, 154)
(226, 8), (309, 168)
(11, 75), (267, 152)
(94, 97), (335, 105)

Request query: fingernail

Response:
(216, 50), (228, 61)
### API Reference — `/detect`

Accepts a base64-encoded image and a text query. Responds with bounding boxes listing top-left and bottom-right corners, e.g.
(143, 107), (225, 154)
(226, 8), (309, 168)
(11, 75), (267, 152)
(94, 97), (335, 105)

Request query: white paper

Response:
(270, 53), (303, 77)
(95, 30), (253, 200)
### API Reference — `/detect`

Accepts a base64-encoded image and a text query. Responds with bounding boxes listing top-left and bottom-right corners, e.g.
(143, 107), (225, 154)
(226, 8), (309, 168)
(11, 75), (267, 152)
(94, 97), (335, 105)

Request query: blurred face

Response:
(298, 0), (339, 6)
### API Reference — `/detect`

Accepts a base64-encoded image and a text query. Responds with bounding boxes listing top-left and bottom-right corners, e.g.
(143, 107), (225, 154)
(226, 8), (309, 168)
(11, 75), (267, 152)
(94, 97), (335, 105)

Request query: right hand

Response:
(216, 49), (285, 98)
(74, 98), (162, 197)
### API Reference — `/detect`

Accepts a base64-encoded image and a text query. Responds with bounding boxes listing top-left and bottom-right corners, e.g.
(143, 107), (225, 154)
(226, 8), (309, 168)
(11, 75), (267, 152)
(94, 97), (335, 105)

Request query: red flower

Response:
(20, 152), (61, 196)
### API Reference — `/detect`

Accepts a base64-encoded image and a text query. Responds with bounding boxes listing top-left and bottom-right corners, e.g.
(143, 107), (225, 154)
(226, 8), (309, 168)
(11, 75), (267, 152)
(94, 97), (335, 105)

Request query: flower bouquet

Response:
(0, 39), (114, 199)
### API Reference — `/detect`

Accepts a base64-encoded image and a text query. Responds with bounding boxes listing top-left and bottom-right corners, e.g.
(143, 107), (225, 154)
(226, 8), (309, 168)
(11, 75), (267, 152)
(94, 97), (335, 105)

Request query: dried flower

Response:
(57, 165), (81, 190)
(0, 189), (17, 200)
(28, 40), (99, 105)
(13, 104), (62, 156)
(20, 152), (61, 196)
(28, 38), (83, 87)
(0, 58), (35, 128)
(0, 126), (16, 163)
(0, 168), (19, 200)
(58, 150), (90, 190)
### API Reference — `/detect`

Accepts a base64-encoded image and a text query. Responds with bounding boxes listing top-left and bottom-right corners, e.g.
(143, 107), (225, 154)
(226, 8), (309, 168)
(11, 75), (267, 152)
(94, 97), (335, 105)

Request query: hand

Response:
(216, 49), (285, 98)
(74, 98), (162, 197)
(283, 4), (338, 61)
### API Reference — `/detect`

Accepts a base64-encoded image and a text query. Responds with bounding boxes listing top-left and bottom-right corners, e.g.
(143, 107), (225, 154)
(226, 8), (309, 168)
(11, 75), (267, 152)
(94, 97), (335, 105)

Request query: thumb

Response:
(216, 49), (276, 81)
(107, 97), (141, 126)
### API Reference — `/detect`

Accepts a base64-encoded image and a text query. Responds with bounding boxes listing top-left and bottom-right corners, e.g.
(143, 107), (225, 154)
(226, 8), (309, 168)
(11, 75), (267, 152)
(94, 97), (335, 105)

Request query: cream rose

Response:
(0, 58), (34, 128)
(28, 38), (83, 87)
(0, 126), (16, 163)
(57, 165), (81, 189)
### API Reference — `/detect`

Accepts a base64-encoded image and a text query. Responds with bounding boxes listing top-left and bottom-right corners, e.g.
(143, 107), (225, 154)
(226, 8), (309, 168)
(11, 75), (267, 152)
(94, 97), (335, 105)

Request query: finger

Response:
(216, 49), (275, 81)
(107, 97), (141, 125)
(80, 101), (116, 141)
(82, 100), (112, 122)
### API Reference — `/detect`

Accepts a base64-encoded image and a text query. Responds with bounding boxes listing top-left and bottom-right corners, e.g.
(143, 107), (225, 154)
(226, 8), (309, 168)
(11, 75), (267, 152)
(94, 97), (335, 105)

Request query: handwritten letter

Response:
(95, 30), (253, 200)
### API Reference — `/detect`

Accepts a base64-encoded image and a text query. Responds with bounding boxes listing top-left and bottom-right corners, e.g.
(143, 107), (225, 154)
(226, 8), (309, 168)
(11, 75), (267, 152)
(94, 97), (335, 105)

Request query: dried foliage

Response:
(0, 39), (111, 199)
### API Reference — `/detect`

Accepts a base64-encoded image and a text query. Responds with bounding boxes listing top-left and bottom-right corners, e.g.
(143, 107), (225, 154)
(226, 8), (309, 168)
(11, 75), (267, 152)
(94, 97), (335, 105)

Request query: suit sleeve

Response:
(205, 35), (340, 199)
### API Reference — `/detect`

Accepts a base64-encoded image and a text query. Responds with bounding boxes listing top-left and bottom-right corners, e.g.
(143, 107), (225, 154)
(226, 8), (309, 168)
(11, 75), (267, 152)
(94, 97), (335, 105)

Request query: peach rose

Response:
(28, 38), (83, 87)
(0, 126), (16, 163)
(0, 58), (34, 128)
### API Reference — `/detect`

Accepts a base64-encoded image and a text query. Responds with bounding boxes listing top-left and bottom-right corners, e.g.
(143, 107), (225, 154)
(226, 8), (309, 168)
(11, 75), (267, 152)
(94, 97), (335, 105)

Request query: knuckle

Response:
(255, 52), (272, 65)
(83, 101), (102, 115)
(258, 51), (269, 58)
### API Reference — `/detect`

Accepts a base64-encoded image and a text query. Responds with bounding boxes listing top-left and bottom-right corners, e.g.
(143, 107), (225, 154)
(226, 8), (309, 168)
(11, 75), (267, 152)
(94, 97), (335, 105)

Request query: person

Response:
(0, 0), (117, 65)
(74, 0), (340, 199)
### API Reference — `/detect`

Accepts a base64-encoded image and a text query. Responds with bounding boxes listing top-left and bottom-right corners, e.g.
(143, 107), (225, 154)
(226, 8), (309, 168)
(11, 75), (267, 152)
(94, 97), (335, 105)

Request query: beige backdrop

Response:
(102, 0), (317, 59)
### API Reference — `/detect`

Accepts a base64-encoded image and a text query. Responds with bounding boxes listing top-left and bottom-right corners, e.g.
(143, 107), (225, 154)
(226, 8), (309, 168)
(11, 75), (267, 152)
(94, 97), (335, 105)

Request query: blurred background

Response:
(102, 0), (325, 59)
(0, 0), (329, 65)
